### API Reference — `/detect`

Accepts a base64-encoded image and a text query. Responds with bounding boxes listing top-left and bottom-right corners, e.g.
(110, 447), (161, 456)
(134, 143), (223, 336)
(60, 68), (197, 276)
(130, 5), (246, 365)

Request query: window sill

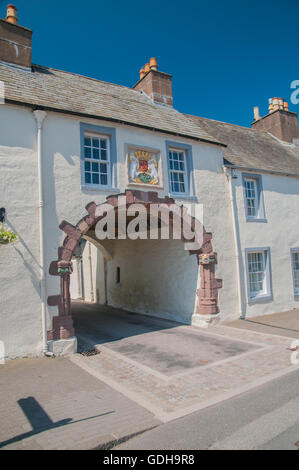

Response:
(127, 182), (164, 190)
(248, 293), (273, 304)
(169, 193), (197, 201)
(246, 217), (267, 223)
(81, 184), (120, 193)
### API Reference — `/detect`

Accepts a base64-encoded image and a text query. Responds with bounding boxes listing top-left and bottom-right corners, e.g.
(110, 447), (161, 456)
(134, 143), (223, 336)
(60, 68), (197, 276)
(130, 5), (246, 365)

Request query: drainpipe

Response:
(223, 166), (244, 318)
(33, 110), (48, 353)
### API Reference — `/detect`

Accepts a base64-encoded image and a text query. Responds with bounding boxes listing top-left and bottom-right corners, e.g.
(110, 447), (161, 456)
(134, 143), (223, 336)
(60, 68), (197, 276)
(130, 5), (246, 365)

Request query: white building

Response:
(0, 7), (299, 359)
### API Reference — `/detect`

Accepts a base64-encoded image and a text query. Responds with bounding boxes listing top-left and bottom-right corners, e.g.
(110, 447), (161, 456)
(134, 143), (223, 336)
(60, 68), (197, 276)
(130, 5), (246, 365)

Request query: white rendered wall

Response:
(0, 106), (43, 358)
(105, 238), (199, 323)
(233, 170), (299, 318)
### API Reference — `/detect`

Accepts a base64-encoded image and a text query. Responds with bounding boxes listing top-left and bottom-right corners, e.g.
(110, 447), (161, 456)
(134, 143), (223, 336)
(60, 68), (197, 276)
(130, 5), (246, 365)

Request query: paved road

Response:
(72, 301), (256, 376)
(116, 369), (299, 450)
(0, 356), (159, 450)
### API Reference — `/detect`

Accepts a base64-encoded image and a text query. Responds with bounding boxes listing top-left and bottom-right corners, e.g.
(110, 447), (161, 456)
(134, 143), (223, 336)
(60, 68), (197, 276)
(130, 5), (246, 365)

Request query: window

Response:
(80, 123), (118, 190)
(166, 141), (195, 198)
(242, 174), (266, 221)
(244, 178), (258, 217)
(168, 149), (187, 194)
(116, 267), (121, 284)
(246, 248), (272, 301)
(84, 134), (110, 186)
(291, 249), (299, 295)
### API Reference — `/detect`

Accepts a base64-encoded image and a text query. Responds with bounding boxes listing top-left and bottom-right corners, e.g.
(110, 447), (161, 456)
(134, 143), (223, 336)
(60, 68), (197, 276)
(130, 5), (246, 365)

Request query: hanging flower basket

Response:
(0, 225), (18, 245)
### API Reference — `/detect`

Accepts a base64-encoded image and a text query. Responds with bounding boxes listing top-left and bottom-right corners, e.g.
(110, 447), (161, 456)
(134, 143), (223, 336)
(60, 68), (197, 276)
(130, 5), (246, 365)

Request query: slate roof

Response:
(187, 115), (299, 176)
(0, 61), (223, 146)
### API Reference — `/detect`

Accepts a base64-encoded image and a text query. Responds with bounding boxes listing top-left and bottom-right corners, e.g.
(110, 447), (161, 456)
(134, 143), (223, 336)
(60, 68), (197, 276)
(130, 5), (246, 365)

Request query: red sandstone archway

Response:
(47, 190), (222, 341)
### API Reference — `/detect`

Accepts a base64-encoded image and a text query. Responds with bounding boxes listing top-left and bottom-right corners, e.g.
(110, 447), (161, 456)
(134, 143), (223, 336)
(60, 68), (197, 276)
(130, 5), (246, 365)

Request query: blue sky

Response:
(4, 0), (299, 126)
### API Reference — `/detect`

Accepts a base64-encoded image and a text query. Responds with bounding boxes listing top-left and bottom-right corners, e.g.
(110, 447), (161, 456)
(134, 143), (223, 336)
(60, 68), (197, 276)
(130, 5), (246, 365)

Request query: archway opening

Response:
(47, 190), (222, 343)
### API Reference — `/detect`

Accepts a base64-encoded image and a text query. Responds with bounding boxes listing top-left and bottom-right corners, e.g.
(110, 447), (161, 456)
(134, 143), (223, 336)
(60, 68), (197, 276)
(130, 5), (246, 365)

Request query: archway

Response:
(47, 190), (222, 341)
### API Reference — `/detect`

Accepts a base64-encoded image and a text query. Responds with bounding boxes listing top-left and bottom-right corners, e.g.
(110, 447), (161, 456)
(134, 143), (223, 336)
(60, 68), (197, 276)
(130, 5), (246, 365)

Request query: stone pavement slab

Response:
(71, 323), (298, 423)
(226, 308), (299, 339)
(0, 356), (159, 450)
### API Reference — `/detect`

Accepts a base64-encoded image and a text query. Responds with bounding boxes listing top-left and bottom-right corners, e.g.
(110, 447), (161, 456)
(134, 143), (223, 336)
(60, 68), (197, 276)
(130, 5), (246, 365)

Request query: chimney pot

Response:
(144, 63), (150, 73)
(254, 106), (260, 121)
(149, 57), (158, 71)
(139, 68), (146, 80)
(6, 4), (17, 24)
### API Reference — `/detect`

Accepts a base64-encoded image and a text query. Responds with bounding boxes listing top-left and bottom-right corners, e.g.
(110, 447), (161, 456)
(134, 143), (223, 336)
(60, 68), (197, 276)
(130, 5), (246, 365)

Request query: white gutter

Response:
(223, 166), (244, 318)
(33, 110), (48, 353)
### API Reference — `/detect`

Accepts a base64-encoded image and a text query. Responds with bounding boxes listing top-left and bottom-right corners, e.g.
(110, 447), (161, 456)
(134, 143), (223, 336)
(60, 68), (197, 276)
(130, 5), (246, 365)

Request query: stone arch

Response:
(47, 190), (222, 341)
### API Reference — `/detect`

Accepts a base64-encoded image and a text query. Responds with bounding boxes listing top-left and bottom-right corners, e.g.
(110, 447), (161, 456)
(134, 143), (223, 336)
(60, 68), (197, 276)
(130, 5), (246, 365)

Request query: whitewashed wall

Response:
(233, 170), (299, 318)
(0, 103), (237, 358)
(105, 238), (199, 323)
(0, 106), (43, 358)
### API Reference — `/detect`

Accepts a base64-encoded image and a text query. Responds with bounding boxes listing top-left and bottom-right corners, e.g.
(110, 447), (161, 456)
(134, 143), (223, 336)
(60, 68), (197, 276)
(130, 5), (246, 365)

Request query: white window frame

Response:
(83, 132), (111, 188)
(242, 173), (266, 222)
(168, 148), (188, 196)
(244, 177), (258, 218)
(291, 249), (299, 296)
(245, 247), (272, 302)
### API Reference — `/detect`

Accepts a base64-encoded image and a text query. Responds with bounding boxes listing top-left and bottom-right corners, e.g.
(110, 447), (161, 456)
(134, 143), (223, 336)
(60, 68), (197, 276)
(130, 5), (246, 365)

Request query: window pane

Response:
(85, 172), (91, 184)
(84, 137), (91, 146)
(92, 138), (99, 148)
(100, 163), (107, 174)
(84, 161), (90, 171)
(100, 139), (107, 149)
(101, 149), (107, 160)
(101, 174), (108, 185)
(92, 173), (99, 185)
(84, 146), (91, 158)
(92, 162), (99, 172)
(93, 148), (100, 159)
(294, 252), (299, 270)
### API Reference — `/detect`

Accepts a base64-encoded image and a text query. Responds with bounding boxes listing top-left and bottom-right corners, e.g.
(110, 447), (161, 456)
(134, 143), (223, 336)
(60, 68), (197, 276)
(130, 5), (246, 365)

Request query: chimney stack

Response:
(251, 97), (299, 143)
(133, 58), (173, 106)
(0, 4), (32, 68)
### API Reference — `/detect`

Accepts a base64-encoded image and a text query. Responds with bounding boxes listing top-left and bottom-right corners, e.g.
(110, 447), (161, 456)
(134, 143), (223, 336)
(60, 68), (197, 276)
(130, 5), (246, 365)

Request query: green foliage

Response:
(0, 225), (19, 244)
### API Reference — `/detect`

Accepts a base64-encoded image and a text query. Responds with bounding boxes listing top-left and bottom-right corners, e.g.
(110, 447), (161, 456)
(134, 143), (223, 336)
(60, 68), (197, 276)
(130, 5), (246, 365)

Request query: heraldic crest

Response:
(129, 150), (159, 185)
